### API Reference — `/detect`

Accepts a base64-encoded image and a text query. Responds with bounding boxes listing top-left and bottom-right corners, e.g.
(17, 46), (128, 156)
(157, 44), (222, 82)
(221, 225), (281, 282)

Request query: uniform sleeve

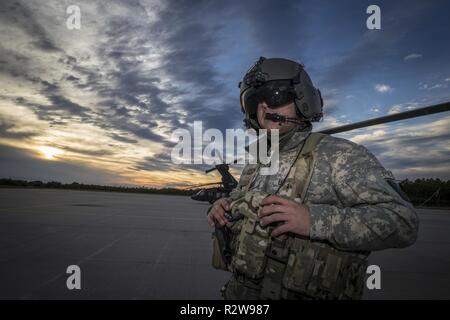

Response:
(308, 143), (419, 251)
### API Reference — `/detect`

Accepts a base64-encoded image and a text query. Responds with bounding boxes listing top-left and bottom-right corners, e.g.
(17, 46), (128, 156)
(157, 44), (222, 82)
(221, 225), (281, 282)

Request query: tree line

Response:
(400, 178), (449, 207)
(0, 178), (193, 196)
(0, 177), (449, 207)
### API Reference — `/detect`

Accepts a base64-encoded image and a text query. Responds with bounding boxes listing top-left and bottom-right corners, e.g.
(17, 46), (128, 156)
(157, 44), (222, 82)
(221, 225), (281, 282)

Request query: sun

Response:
(37, 146), (64, 160)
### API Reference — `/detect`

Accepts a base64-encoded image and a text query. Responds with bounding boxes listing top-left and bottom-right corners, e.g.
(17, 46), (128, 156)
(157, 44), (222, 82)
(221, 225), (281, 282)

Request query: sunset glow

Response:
(37, 146), (64, 160)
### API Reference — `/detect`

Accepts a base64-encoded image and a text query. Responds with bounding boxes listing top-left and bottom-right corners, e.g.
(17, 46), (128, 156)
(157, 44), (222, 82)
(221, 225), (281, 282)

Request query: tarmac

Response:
(0, 188), (449, 299)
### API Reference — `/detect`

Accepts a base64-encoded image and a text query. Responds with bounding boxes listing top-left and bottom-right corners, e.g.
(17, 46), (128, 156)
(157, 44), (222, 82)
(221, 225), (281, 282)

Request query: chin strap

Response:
(265, 113), (311, 133)
(265, 112), (303, 125)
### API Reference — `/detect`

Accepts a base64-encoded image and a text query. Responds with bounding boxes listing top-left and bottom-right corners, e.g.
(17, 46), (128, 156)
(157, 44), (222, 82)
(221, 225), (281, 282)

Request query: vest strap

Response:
(260, 133), (325, 299)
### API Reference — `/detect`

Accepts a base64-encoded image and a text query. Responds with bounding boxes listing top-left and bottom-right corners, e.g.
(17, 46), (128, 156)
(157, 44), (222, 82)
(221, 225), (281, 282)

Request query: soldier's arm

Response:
(308, 143), (419, 251)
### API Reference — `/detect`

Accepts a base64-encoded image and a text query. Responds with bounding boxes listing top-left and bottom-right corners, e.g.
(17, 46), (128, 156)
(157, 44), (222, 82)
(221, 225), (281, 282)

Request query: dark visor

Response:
(241, 80), (297, 114)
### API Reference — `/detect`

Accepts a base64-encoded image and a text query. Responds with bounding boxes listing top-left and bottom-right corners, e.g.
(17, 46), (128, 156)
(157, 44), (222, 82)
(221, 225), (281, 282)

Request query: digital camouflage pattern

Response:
(229, 191), (271, 279)
(221, 128), (419, 300)
(231, 129), (418, 250)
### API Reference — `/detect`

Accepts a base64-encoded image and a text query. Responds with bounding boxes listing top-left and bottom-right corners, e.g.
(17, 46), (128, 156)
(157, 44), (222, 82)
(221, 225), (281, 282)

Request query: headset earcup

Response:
(294, 99), (305, 119)
(245, 115), (261, 130)
(317, 88), (324, 107)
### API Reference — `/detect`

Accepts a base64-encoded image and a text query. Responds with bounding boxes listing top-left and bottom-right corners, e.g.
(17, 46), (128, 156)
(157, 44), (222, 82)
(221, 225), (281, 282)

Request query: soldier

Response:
(207, 57), (419, 300)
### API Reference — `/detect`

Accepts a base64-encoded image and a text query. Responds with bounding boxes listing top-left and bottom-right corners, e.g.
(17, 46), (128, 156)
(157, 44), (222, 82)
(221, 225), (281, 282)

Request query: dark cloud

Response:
(13, 95), (88, 125)
(58, 145), (115, 158)
(124, 124), (166, 142)
(133, 153), (174, 172)
(1, 1), (60, 52)
(62, 0), (245, 146)
(0, 117), (37, 139)
(65, 75), (80, 82)
(109, 133), (138, 144)
(46, 95), (91, 117)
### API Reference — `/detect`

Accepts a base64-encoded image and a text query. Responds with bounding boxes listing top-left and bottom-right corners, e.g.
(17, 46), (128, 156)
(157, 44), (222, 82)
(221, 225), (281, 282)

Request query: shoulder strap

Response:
(233, 164), (258, 194)
(301, 132), (326, 156)
(238, 133), (326, 195)
(294, 132), (326, 202)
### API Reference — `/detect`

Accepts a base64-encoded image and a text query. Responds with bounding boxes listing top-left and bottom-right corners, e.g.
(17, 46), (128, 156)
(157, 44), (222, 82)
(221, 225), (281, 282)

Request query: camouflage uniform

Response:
(217, 128), (419, 300)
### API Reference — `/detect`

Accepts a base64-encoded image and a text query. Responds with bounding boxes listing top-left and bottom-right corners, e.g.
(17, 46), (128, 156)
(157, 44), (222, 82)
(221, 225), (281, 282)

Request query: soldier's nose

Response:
(258, 102), (269, 109)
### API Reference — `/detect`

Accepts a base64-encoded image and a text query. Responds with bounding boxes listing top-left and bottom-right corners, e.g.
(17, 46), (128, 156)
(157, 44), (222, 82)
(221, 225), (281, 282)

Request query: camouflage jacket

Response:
(232, 129), (419, 252)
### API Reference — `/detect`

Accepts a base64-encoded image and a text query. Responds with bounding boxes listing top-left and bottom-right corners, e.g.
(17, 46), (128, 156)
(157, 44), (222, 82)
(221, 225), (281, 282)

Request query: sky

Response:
(0, 0), (449, 188)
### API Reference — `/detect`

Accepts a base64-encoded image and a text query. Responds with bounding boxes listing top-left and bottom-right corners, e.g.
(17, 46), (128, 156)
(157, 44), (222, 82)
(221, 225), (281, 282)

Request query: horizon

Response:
(1, 176), (449, 191)
(1, 0), (450, 187)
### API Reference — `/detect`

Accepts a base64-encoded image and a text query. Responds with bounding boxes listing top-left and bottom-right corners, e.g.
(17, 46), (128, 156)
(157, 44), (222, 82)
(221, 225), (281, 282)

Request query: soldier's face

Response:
(256, 102), (298, 134)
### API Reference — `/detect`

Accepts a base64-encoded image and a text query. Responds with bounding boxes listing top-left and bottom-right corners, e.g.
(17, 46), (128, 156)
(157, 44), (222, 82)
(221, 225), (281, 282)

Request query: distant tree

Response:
(400, 178), (449, 207)
(2, 177), (446, 205)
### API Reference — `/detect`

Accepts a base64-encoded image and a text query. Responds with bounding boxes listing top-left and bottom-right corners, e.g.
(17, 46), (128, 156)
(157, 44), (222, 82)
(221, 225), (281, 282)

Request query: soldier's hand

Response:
(259, 195), (311, 237)
(207, 198), (232, 227)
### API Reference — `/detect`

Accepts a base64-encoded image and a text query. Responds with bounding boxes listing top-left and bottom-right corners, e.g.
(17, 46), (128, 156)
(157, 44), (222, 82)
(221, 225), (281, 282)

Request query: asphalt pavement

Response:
(0, 188), (449, 299)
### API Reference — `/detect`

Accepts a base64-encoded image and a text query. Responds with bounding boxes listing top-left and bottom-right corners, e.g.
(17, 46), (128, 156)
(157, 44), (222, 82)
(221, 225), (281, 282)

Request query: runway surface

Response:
(0, 188), (449, 299)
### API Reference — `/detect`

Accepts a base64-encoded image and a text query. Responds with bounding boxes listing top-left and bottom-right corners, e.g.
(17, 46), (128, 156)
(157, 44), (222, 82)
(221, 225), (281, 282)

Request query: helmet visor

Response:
(241, 80), (296, 115)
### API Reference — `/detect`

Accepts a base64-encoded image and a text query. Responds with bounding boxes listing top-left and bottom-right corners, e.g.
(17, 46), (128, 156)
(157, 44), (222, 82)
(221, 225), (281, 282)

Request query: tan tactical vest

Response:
(212, 133), (368, 300)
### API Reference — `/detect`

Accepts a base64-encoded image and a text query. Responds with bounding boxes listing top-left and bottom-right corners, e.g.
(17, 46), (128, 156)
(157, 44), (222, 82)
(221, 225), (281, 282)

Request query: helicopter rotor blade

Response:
(180, 182), (222, 189)
(319, 102), (450, 135)
(205, 167), (216, 173)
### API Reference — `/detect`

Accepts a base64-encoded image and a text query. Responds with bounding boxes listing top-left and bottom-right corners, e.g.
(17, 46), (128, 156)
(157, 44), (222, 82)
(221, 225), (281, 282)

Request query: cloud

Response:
(0, 116), (37, 139)
(1, 0), (246, 186)
(403, 53), (423, 61)
(1, 0), (450, 186)
(420, 83), (446, 90)
(375, 84), (394, 93)
(388, 105), (402, 115)
(2, 1), (242, 144)
(387, 102), (420, 115)
(46, 94), (91, 117)
(57, 145), (115, 158)
(350, 129), (387, 144)
(345, 115), (450, 180)
(0, 1), (60, 52)
(109, 133), (138, 144)
(314, 115), (349, 132)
